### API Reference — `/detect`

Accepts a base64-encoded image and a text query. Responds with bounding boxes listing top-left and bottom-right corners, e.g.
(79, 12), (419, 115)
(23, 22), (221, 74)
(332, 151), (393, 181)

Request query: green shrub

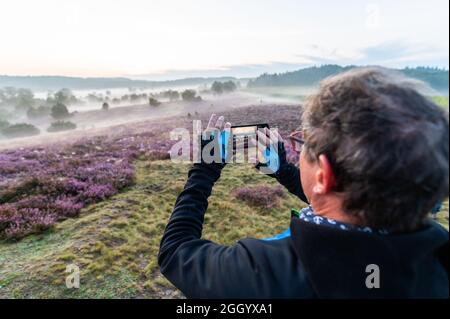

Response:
(13, 88), (35, 112)
(51, 103), (71, 119)
(1, 123), (40, 138)
(47, 121), (77, 133)
(162, 90), (180, 101)
(211, 81), (237, 95)
(27, 105), (51, 119)
(102, 102), (110, 111)
(432, 96), (449, 108)
(181, 89), (202, 102)
(149, 97), (161, 107)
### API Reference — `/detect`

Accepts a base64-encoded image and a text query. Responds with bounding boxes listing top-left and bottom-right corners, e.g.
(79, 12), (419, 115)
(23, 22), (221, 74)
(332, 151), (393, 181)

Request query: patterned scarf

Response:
(293, 206), (389, 235)
(264, 206), (389, 241)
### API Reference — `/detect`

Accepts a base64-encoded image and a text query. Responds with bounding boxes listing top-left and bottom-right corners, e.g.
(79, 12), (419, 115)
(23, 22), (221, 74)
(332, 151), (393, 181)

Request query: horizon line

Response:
(1, 64), (449, 81)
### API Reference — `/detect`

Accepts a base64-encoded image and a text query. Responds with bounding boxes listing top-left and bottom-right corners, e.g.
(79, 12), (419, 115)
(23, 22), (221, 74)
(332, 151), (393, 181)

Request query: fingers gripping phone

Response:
(230, 123), (281, 174)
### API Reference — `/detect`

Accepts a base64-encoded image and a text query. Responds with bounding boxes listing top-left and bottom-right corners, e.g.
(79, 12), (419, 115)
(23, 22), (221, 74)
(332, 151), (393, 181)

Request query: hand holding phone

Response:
(251, 127), (286, 175)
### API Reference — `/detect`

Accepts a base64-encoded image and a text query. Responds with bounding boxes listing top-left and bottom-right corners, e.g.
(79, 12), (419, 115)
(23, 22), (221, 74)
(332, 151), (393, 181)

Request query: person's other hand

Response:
(249, 128), (287, 176)
(200, 114), (232, 167)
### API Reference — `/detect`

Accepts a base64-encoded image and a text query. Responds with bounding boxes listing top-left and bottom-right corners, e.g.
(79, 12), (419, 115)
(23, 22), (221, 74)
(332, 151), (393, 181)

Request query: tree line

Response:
(247, 65), (449, 93)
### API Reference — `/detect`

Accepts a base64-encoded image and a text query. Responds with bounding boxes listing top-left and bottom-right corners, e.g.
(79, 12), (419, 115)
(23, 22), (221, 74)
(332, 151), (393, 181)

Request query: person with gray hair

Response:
(159, 68), (449, 298)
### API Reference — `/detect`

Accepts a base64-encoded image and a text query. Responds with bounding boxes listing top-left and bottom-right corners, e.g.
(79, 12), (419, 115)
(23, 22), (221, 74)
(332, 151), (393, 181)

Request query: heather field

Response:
(0, 104), (306, 298)
(0, 100), (448, 298)
(0, 99), (448, 298)
(0, 101), (448, 298)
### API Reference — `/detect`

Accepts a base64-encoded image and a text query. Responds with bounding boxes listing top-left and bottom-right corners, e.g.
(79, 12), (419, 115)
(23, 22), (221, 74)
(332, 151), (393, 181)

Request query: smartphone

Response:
(231, 123), (269, 151)
(231, 123), (269, 136)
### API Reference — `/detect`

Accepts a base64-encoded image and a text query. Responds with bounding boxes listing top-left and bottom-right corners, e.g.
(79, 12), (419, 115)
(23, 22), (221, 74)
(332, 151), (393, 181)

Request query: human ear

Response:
(314, 154), (336, 194)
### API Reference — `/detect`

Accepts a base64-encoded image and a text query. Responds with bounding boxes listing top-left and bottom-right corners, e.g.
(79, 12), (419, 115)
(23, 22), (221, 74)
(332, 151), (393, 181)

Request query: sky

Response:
(0, 0), (448, 80)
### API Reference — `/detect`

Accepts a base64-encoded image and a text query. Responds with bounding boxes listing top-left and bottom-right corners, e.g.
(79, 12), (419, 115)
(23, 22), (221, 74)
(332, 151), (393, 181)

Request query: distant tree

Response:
(102, 102), (110, 111)
(87, 93), (103, 103)
(246, 65), (449, 92)
(149, 97), (161, 107)
(1, 123), (40, 139)
(181, 89), (196, 101)
(211, 81), (224, 95)
(51, 103), (70, 119)
(54, 88), (78, 105)
(0, 87), (35, 111)
(163, 90), (180, 101)
(0, 119), (10, 130)
(0, 87), (17, 105)
(130, 93), (140, 102)
(27, 105), (51, 119)
(47, 121), (77, 133)
(212, 81), (237, 94)
(222, 80), (237, 93)
(171, 91), (180, 101)
(112, 98), (121, 105)
(125, 93), (149, 103)
(181, 89), (202, 102)
(15, 88), (35, 111)
(211, 81), (237, 94)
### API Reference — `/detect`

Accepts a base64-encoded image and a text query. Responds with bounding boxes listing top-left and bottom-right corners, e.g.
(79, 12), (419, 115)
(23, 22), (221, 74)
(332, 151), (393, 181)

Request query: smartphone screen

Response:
(231, 125), (258, 137)
(231, 124), (269, 158)
(231, 124), (269, 137)
(231, 124), (269, 147)
(231, 126), (257, 160)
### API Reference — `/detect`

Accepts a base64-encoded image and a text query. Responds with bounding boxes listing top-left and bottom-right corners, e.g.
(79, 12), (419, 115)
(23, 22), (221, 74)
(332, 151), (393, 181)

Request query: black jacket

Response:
(158, 163), (449, 299)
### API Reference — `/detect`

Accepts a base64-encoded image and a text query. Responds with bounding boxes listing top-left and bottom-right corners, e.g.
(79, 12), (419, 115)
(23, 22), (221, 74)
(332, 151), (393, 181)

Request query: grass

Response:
(1, 157), (447, 298)
(434, 201), (449, 230)
(0, 159), (305, 298)
(432, 96), (449, 108)
(243, 86), (316, 101)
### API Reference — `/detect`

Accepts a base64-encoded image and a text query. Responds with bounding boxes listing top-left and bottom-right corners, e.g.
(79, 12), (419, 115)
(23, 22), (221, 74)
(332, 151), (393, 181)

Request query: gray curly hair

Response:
(301, 67), (449, 232)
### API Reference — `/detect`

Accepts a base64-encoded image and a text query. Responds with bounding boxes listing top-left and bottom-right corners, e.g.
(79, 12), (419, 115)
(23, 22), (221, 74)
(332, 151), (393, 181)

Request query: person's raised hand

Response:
(200, 114), (232, 169)
(206, 114), (231, 134)
(249, 128), (287, 176)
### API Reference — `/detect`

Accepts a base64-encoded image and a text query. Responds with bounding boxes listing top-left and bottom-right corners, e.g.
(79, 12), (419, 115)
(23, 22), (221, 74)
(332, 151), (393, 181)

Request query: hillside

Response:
(247, 65), (449, 94)
(0, 101), (448, 298)
(0, 104), (305, 298)
(0, 75), (238, 91)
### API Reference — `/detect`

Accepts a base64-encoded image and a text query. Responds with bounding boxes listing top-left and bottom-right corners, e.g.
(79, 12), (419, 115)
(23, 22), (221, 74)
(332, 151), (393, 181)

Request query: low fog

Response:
(1, 66), (446, 150)
(0, 83), (301, 150)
